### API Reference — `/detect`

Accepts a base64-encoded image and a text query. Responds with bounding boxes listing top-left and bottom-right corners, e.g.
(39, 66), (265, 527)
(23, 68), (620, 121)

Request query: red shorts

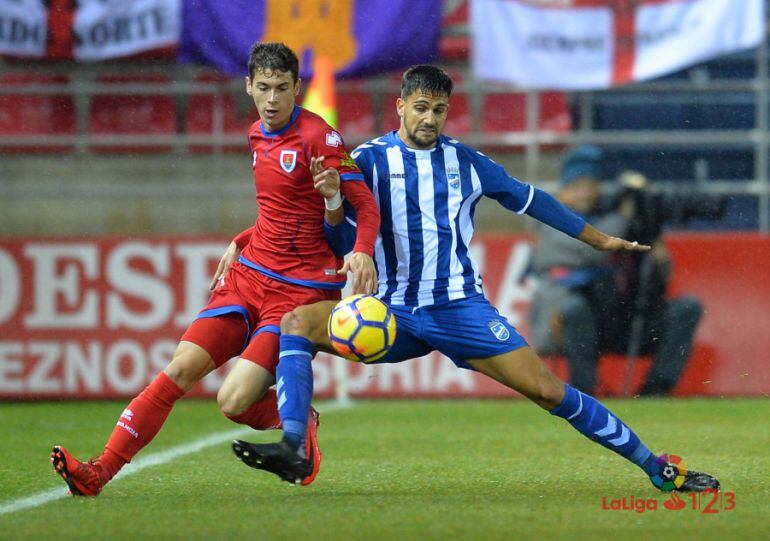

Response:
(180, 262), (340, 373)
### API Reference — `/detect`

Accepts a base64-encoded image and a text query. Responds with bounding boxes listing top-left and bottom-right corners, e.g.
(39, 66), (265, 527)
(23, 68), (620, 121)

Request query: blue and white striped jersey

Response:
(352, 131), (535, 308)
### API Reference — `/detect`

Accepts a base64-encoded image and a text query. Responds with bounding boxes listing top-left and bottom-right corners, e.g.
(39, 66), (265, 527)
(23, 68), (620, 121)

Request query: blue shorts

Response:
(372, 294), (528, 370)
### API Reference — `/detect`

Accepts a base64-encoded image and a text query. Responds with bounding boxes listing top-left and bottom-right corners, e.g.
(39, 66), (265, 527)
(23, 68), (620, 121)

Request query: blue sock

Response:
(276, 334), (314, 456)
(550, 384), (660, 477)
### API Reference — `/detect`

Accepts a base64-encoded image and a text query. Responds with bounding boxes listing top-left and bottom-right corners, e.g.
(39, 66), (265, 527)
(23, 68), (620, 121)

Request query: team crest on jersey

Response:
(488, 320), (510, 341)
(447, 172), (461, 189)
(326, 131), (342, 147)
(280, 150), (298, 173)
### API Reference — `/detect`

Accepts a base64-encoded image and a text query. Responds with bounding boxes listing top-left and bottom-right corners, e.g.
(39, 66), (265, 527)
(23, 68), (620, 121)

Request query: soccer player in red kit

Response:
(50, 42), (380, 496)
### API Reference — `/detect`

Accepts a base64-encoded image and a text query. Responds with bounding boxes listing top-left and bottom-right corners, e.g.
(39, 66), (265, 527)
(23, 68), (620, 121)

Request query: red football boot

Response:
(50, 446), (108, 496)
(300, 407), (322, 486)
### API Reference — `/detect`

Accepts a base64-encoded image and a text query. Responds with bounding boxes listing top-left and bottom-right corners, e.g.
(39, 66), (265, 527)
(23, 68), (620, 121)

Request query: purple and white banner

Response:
(179, 0), (442, 77)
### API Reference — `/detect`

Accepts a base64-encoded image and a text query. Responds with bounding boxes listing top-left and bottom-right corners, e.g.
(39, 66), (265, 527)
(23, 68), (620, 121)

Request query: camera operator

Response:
(529, 145), (704, 396)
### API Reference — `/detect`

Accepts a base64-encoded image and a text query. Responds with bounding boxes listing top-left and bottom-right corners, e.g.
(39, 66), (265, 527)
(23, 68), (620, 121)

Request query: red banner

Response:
(1, 234), (768, 399)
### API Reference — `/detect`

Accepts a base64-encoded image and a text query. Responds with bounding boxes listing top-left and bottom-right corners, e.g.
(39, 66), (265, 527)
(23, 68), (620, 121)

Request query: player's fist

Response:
(338, 252), (378, 294)
(311, 156), (342, 200)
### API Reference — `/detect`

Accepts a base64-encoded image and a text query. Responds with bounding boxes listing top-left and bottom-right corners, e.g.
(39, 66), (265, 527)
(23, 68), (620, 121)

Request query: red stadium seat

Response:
(186, 72), (257, 153)
(483, 92), (572, 134)
(337, 89), (374, 139)
(379, 101), (400, 134)
(89, 74), (176, 153)
(444, 92), (471, 136)
(482, 93), (527, 133)
(0, 73), (75, 153)
(539, 91), (572, 133)
(440, 0), (470, 61)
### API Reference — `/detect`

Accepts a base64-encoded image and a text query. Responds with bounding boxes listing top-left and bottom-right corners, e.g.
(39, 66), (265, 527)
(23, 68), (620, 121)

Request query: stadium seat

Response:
(482, 92), (571, 134)
(593, 93), (754, 131)
(604, 147), (754, 181)
(440, 0), (469, 60)
(0, 73), (75, 153)
(337, 86), (375, 139)
(185, 72), (257, 153)
(89, 74), (176, 153)
(444, 92), (472, 136)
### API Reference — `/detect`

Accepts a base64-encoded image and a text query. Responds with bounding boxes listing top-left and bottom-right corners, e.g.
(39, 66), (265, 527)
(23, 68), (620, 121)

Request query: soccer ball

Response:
(327, 294), (396, 363)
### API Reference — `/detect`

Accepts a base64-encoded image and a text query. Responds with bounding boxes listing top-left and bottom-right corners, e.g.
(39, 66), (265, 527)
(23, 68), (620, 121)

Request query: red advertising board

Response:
(0, 234), (768, 399)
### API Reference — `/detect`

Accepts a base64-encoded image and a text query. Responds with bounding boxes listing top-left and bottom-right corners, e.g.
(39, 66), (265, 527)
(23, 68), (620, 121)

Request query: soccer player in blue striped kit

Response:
(232, 65), (719, 492)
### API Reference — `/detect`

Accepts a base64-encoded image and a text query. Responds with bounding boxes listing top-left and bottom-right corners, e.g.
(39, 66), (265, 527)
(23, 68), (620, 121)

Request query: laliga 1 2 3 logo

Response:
(651, 453), (687, 491)
(603, 454), (735, 515)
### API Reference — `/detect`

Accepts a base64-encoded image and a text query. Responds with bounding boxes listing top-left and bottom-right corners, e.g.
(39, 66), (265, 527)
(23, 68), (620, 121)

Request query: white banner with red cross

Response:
(0, 0), (179, 60)
(471, 0), (765, 89)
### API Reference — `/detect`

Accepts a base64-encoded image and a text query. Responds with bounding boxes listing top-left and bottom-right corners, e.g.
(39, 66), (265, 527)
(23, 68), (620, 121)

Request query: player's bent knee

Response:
(280, 309), (309, 336)
(529, 372), (566, 411)
(217, 388), (252, 417)
(164, 342), (215, 391)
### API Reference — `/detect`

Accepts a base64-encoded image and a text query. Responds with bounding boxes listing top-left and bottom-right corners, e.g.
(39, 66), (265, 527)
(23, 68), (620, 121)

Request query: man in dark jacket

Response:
(529, 146), (702, 396)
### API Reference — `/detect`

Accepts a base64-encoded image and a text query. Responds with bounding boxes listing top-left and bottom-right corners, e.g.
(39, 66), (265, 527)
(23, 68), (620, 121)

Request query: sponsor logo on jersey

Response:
(488, 320), (510, 341)
(326, 131), (342, 147)
(447, 172), (460, 189)
(389, 173), (406, 180)
(280, 150), (298, 173)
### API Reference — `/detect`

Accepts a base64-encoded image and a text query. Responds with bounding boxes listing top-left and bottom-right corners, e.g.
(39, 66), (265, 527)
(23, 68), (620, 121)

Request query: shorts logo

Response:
(280, 150), (298, 173)
(326, 131), (342, 147)
(488, 320), (510, 341)
(447, 172), (460, 189)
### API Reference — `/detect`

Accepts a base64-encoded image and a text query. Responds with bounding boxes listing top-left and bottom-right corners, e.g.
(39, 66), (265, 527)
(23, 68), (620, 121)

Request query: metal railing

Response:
(1, 43), (768, 232)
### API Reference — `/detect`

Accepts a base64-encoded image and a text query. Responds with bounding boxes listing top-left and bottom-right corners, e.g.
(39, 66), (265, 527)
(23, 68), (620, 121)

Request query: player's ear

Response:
(396, 97), (405, 119)
(245, 76), (253, 96)
(294, 78), (301, 97)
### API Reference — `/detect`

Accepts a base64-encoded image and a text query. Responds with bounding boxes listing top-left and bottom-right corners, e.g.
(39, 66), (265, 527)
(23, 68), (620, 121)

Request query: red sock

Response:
(224, 389), (282, 431)
(99, 371), (185, 479)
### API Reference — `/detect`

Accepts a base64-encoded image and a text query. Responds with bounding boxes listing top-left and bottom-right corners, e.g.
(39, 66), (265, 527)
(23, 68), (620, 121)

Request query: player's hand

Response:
(311, 156), (341, 200)
(578, 223), (650, 252)
(592, 235), (650, 252)
(210, 240), (240, 290)
(337, 252), (378, 294)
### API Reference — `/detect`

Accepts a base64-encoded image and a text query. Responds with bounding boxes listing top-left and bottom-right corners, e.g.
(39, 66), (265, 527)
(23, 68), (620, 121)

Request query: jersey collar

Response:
(260, 105), (302, 137)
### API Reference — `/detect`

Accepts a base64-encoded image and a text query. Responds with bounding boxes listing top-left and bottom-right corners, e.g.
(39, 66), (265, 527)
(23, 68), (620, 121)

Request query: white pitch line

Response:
(0, 401), (352, 516)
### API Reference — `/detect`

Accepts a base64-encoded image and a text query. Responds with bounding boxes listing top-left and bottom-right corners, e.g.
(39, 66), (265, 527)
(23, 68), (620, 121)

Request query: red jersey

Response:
(239, 106), (379, 289)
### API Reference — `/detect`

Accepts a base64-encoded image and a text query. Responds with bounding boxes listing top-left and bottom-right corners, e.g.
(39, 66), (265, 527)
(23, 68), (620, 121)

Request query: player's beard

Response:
(407, 125), (439, 149)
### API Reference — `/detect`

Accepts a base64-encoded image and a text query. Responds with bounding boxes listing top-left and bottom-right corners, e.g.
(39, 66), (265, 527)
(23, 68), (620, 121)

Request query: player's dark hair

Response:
(401, 65), (453, 99)
(247, 42), (299, 82)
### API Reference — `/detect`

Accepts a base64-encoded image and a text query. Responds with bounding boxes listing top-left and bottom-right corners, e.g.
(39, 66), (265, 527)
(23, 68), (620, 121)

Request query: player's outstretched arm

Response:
(577, 222), (651, 252)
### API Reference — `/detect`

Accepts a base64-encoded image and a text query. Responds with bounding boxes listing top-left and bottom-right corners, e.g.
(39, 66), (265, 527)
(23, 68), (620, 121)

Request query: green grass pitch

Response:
(1, 398), (768, 540)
